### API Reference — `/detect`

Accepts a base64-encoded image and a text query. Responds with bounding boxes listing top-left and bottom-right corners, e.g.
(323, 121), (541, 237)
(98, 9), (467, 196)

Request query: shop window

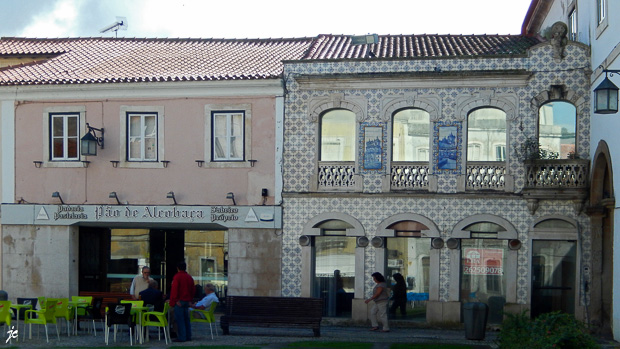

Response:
(531, 240), (576, 318)
(538, 101), (576, 159)
(320, 109), (356, 161)
(386, 236), (431, 320)
(313, 221), (355, 318)
(186, 230), (229, 299)
(467, 108), (506, 162)
(50, 112), (80, 161)
(392, 108), (430, 162)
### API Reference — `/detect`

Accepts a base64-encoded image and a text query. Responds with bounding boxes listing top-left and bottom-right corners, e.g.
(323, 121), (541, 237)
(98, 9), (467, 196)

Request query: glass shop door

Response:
(531, 240), (576, 318)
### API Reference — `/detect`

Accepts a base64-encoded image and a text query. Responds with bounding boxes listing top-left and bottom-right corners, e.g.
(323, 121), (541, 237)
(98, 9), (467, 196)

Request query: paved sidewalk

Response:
(4, 321), (618, 348)
(2, 322), (499, 348)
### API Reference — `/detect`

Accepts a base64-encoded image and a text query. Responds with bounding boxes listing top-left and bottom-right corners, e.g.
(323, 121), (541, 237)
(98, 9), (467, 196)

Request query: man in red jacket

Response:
(169, 261), (195, 342)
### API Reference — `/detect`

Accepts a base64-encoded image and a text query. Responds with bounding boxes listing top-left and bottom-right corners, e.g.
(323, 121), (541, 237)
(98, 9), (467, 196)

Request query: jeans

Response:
(174, 301), (191, 341)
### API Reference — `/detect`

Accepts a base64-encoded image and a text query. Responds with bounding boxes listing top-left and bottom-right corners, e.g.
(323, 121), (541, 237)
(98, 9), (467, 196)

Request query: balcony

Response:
(391, 162), (430, 190)
(465, 162), (506, 190)
(522, 159), (590, 213)
(317, 162), (356, 191)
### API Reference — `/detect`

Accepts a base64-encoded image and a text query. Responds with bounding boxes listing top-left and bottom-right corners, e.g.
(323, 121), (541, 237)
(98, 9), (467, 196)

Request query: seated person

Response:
(139, 279), (164, 312)
(190, 283), (219, 319)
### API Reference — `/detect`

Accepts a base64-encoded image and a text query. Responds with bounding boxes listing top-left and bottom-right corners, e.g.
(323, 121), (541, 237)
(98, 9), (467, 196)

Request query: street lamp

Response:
(594, 70), (620, 114)
(81, 123), (104, 156)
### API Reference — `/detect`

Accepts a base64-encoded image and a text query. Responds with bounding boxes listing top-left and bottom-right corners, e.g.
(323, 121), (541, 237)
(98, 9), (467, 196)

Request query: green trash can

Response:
(463, 302), (488, 340)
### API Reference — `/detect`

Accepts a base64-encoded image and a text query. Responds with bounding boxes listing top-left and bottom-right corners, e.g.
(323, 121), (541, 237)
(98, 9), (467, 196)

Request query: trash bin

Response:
(463, 302), (488, 340)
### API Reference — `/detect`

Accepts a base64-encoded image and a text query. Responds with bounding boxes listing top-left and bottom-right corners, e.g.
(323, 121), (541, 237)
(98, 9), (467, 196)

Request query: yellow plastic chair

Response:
(189, 301), (218, 339)
(0, 301), (14, 344)
(141, 302), (170, 344)
(25, 298), (59, 343)
(54, 298), (74, 336)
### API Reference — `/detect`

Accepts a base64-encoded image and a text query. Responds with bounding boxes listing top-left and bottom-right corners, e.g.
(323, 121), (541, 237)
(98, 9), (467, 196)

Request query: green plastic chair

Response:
(25, 298), (59, 343)
(71, 296), (93, 334)
(0, 301), (13, 343)
(54, 298), (74, 336)
(190, 301), (218, 339)
(141, 301), (170, 344)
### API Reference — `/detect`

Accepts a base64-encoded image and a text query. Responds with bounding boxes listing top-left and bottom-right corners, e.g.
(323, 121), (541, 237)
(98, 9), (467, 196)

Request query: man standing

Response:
(169, 261), (195, 342)
(130, 266), (153, 300)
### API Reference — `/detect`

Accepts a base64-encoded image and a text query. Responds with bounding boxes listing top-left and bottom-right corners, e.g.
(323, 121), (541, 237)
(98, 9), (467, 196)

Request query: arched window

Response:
(392, 108), (430, 162)
(538, 101), (576, 159)
(320, 110), (356, 161)
(467, 108), (506, 162)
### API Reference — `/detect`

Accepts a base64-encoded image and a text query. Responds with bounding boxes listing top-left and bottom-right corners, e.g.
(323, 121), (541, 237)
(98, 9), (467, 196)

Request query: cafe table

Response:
(69, 299), (92, 335)
(131, 306), (150, 344)
(10, 303), (32, 341)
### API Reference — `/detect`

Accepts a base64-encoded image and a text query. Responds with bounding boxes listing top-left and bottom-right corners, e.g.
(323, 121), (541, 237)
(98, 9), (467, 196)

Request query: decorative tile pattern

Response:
(280, 41), (592, 312)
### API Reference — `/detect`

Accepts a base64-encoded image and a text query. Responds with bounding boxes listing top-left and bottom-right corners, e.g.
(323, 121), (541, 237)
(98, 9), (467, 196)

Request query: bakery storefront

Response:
(1, 204), (282, 298)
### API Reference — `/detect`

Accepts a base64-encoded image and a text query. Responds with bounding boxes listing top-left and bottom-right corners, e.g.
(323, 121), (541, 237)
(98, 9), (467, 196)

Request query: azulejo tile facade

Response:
(281, 35), (592, 323)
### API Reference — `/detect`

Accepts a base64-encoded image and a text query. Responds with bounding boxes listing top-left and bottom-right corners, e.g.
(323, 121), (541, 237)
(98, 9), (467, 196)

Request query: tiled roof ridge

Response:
(1, 36), (317, 42)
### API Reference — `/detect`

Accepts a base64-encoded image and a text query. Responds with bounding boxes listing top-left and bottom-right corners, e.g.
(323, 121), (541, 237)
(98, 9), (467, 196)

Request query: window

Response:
(212, 111), (244, 161)
(392, 108), (430, 162)
(538, 101), (576, 159)
(568, 8), (577, 41)
(495, 145), (506, 162)
(128, 112), (157, 161)
(50, 112), (79, 161)
(597, 0), (606, 25)
(320, 110), (356, 161)
(467, 108), (506, 162)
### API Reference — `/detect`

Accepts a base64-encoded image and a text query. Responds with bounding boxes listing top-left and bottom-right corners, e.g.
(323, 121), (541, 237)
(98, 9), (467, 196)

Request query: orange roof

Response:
(0, 37), (314, 85)
(0, 34), (542, 86)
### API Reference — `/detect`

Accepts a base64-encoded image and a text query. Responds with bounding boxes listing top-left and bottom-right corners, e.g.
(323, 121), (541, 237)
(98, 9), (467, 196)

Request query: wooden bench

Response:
(78, 291), (134, 317)
(220, 296), (324, 337)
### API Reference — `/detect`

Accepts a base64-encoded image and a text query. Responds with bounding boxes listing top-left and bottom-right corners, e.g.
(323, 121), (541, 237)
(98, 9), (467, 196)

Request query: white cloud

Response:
(20, 0), (79, 37)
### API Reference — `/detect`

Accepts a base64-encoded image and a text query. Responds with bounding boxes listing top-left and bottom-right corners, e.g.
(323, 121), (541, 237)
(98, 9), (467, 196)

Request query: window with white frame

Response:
(127, 112), (158, 161)
(568, 8), (577, 41)
(212, 111), (245, 161)
(495, 145), (506, 162)
(50, 112), (79, 161)
(597, 0), (606, 25)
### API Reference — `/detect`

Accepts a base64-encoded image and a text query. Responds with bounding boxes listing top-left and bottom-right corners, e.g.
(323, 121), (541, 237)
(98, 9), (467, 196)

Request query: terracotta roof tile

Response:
(0, 37), (314, 85)
(0, 34), (542, 86)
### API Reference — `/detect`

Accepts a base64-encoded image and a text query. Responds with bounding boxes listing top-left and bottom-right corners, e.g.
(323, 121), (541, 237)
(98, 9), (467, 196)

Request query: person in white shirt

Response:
(129, 266), (153, 299)
(190, 283), (219, 319)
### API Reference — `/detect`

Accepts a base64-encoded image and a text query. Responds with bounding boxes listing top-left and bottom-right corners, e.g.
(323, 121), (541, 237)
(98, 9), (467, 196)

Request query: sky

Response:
(1, 0), (534, 39)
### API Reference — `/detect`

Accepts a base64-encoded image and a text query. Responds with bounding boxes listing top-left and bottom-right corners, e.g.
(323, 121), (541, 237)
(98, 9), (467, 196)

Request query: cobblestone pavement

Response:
(3, 321), (618, 348)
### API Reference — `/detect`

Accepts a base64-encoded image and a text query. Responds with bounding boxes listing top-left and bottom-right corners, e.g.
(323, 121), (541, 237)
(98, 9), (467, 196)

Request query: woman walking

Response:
(365, 272), (390, 332)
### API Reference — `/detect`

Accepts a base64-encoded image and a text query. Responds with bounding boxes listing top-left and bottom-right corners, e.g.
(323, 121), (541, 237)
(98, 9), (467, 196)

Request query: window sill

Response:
(117, 161), (166, 169)
(43, 161), (85, 168)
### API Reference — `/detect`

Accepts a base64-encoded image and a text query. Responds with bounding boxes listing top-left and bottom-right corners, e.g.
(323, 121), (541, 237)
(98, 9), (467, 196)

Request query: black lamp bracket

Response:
(86, 123), (104, 149)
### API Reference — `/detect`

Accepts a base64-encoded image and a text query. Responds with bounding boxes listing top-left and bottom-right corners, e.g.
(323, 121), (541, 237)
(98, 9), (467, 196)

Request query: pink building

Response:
(0, 37), (311, 299)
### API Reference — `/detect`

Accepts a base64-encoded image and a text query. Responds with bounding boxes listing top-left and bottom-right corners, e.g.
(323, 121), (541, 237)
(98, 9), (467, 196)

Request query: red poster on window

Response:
(463, 248), (504, 275)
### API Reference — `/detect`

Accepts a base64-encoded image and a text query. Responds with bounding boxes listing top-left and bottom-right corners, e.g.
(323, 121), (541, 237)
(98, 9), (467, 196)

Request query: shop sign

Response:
(462, 248), (503, 275)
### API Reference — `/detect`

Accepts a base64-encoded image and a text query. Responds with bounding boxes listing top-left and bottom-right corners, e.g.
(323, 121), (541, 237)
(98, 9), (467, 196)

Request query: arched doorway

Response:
(587, 140), (614, 334)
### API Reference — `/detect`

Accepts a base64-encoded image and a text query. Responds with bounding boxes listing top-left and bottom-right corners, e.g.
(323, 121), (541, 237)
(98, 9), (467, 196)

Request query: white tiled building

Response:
(280, 32), (594, 325)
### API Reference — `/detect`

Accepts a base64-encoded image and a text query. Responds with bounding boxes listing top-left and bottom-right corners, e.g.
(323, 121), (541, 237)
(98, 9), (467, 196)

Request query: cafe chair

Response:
(83, 297), (104, 336)
(105, 303), (135, 346)
(189, 301), (218, 339)
(13, 298), (38, 320)
(54, 298), (74, 336)
(25, 298), (59, 343)
(141, 302), (170, 344)
(0, 301), (13, 343)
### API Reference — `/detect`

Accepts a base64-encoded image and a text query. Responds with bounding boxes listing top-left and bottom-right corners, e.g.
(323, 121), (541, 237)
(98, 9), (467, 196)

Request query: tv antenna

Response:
(100, 16), (127, 37)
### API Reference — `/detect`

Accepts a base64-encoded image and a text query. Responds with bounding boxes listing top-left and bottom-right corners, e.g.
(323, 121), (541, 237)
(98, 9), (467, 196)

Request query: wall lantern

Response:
(594, 69), (620, 114)
(80, 123), (104, 156)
